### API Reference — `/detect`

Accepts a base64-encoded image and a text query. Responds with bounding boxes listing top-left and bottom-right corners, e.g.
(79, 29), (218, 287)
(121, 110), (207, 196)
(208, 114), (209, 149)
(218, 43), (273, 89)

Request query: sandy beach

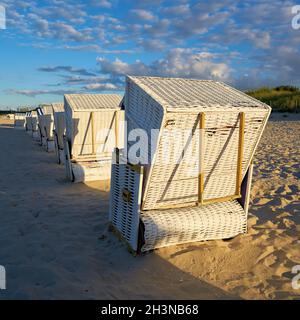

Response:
(0, 115), (299, 300)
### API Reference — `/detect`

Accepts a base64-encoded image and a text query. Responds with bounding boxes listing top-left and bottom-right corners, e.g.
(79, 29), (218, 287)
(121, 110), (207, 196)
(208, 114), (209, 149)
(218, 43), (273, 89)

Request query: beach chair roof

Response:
(52, 102), (64, 113)
(40, 104), (53, 115)
(64, 94), (122, 111)
(126, 76), (269, 111)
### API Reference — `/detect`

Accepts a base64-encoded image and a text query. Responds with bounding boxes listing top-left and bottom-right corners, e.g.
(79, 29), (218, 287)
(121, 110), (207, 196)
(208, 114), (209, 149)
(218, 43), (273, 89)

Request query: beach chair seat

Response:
(110, 149), (250, 252)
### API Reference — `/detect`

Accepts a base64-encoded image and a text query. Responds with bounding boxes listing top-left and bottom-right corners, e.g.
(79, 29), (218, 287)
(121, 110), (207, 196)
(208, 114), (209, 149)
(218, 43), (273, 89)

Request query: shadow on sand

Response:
(0, 126), (237, 299)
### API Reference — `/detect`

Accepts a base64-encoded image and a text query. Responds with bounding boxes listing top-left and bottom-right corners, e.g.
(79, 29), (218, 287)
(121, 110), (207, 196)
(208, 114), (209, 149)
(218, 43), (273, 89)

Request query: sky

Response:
(0, 0), (299, 109)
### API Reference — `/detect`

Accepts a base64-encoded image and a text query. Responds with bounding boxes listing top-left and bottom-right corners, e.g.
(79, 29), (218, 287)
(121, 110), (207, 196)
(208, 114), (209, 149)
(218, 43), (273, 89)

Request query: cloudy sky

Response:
(0, 0), (299, 109)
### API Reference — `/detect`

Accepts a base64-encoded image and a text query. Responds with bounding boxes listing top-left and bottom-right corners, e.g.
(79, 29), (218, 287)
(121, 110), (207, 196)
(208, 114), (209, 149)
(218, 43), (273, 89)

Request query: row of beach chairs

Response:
(18, 76), (271, 253)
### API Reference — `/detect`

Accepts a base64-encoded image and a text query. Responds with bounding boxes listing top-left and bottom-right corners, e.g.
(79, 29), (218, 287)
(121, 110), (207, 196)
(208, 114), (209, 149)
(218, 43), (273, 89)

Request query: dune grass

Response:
(246, 86), (300, 112)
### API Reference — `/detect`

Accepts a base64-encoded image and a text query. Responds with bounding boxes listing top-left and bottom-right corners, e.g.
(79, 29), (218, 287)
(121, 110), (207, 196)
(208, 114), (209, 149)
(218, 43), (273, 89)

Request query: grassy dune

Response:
(246, 86), (300, 113)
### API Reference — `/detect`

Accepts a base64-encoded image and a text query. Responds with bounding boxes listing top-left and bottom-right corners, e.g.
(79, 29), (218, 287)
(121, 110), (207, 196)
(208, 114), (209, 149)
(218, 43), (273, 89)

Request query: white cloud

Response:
(52, 22), (92, 41)
(62, 44), (133, 54)
(91, 0), (112, 8)
(97, 48), (231, 81)
(131, 9), (156, 21)
(28, 13), (49, 36)
(162, 4), (190, 16)
(84, 83), (118, 90)
(138, 38), (166, 51)
(7, 89), (77, 97)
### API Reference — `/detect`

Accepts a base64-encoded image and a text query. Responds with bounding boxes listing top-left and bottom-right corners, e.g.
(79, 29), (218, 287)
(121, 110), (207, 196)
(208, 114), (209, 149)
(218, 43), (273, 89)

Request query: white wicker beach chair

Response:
(37, 105), (54, 151)
(14, 113), (26, 129)
(63, 94), (124, 182)
(52, 103), (65, 164)
(29, 110), (39, 140)
(25, 112), (32, 132)
(109, 76), (271, 253)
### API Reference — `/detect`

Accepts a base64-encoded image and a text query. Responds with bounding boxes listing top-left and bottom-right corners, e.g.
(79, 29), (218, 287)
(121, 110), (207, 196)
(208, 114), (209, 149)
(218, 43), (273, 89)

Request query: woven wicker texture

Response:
(109, 154), (142, 251)
(52, 103), (65, 151)
(31, 111), (38, 132)
(53, 112), (65, 150)
(109, 149), (248, 252)
(141, 200), (247, 252)
(127, 76), (269, 110)
(65, 94), (122, 111)
(52, 102), (64, 113)
(40, 105), (54, 115)
(65, 94), (124, 160)
(125, 76), (271, 210)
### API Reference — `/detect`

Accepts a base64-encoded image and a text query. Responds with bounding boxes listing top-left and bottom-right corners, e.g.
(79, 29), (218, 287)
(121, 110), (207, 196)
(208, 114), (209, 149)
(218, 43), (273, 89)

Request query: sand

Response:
(0, 115), (299, 300)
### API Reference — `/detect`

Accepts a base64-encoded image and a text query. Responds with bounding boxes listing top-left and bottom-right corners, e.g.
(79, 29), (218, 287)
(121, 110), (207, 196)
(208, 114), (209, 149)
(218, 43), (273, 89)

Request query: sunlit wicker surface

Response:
(64, 94), (124, 160)
(109, 151), (247, 252)
(141, 200), (246, 252)
(64, 94), (122, 111)
(125, 76), (271, 210)
(40, 105), (53, 115)
(127, 76), (269, 110)
(52, 102), (64, 113)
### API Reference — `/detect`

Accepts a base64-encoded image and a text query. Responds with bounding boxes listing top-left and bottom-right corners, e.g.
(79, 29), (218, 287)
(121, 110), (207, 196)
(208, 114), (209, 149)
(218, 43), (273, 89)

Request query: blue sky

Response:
(0, 0), (299, 109)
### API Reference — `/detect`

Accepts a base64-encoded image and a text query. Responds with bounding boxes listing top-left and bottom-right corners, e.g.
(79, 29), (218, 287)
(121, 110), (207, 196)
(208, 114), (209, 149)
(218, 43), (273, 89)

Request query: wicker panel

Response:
(71, 110), (123, 158)
(109, 150), (142, 251)
(43, 114), (54, 140)
(37, 115), (47, 139)
(31, 116), (38, 132)
(53, 112), (66, 149)
(141, 200), (247, 252)
(64, 94), (124, 161)
(142, 110), (269, 209)
(41, 105), (54, 115)
(52, 102), (64, 113)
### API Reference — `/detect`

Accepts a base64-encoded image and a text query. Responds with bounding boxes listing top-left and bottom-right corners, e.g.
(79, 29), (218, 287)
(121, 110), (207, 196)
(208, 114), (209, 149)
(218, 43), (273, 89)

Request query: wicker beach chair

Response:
(37, 104), (54, 151)
(14, 113), (26, 129)
(25, 112), (31, 132)
(52, 103), (65, 164)
(63, 94), (124, 182)
(109, 76), (271, 253)
(29, 110), (39, 140)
